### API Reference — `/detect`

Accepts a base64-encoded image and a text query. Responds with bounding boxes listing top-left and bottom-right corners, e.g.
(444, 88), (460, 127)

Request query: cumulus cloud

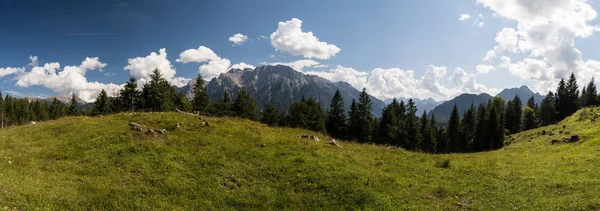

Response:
(230, 62), (255, 70)
(175, 46), (219, 64)
(478, 0), (600, 93)
(124, 48), (176, 82)
(229, 33), (249, 46)
(199, 58), (231, 79)
(306, 65), (368, 89)
(0, 67), (25, 78)
(459, 13), (471, 21)
(263, 59), (321, 72)
(476, 65), (495, 74)
(270, 18), (340, 59)
(16, 57), (122, 102)
(305, 64), (497, 101)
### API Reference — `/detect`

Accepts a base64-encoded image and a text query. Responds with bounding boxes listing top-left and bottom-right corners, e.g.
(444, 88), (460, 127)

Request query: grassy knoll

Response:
(0, 109), (599, 210)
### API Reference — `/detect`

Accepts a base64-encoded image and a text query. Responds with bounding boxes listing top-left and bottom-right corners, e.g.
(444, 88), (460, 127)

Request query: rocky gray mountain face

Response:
(495, 85), (544, 106)
(183, 65), (386, 116)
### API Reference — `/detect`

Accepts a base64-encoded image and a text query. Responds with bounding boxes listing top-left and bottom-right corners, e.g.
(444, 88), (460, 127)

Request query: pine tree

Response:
(586, 77), (598, 106)
(474, 104), (487, 152)
(118, 77), (141, 112)
(306, 97), (326, 133)
(379, 99), (402, 145)
(141, 69), (177, 112)
(447, 104), (461, 153)
(288, 98), (309, 129)
(437, 127), (448, 153)
(92, 89), (111, 116)
(539, 91), (557, 126)
(566, 73), (580, 115)
(261, 102), (279, 126)
(326, 90), (347, 139)
(233, 90), (248, 118)
(348, 99), (360, 141)
(581, 85), (588, 107)
(427, 113), (438, 153)
(49, 98), (64, 119)
(527, 96), (536, 109)
(175, 91), (192, 112)
(212, 92), (233, 117)
(69, 94), (79, 116)
(355, 88), (374, 143)
(192, 74), (211, 114)
(460, 104), (477, 152)
(419, 111), (434, 152)
(521, 106), (536, 131)
(487, 106), (503, 150)
(405, 99), (419, 150)
(505, 95), (522, 134)
(555, 78), (568, 120)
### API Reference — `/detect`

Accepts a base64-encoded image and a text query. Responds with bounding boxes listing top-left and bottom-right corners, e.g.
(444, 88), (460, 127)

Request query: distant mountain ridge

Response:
(495, 85), (544, 106)
(384, 97), (442, 113)
(180, 65), (387, 116)
(430, 93), (494, 122)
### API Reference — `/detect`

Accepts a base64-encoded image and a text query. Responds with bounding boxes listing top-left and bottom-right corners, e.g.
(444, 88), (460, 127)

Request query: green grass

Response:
(1, 109), (600, 210)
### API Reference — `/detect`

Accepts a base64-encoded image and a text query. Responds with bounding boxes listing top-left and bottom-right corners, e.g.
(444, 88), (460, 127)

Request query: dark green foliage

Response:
(378, 99), (404, 146)
(192, 74), (211, 114)
(233, 90), (259, 121)
(261, 102), (279, 126)
(141, 69), (177, 112)
(92, 90), (111, 116)
(405, 99), (419, 150)
(539, 91), (557, 126)
(556, 73), (579, 120)
(211, 92), (233, 117)
(117, 77), (141, 112)
(286, 97), (325, 133)
(69, 94), (79, 116)
(487, 106), (504, 151)
(326, 90), (347, 139)
(473, 104), (487, 151)
(521, 106), (536, 131)
(526, 96), (536, 109)
(419, 111), (436, 153)
(582, 78), (598, 107)
(350, 88), (374, 143)
(505, 95), (522, 134)
(460, 104), (477, 152)
(446, 104), (461, 153)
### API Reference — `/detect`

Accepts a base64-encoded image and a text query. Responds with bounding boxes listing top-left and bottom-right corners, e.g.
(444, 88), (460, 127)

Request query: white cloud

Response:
(478, 22), (485, 27)
(306, 65), (368, 89)
(476, 65), (495, 74)
(124, 48), (177, 84)
(230, 62), (255, 70)
(229, 33), (249, 46)
(483, 50), (496, 61)
(0, 67), (25, 78)
(176, 46), (219, 64)
(263, 59), (321, 72)
(28, 56), (38, 67)
(270, 18), (340, 59)
(478, 0), (600, 92)
(16, 57), (123, 102)
(459, 13), (471, 21)
(199, 58), (231, 79)
(257, 35), (268, 39)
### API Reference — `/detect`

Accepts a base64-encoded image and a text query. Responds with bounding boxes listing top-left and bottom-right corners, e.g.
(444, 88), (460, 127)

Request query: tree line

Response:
(0, 69), (596, 153)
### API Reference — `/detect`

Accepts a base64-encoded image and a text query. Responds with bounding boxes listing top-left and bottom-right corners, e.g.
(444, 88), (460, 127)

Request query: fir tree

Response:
(326, 90), (347, 139)
(49, 98), (64, 119)
(555, 78), (568, 120)
(487, 106), (503, 150)
(355, 88), (374, 143)
(141, 69), (177, 111)
(118, 77), (141, 112)
(460, 104), (477, 152)
(306, 97), (326, 133)
(69, 94), (79, 116)
(427, 113), (438, 153)
(261, 102), (279, 126)
(288, 98), (309, 129)
(474, 104), (487, 152)
(348, 99), (360, 141)
(521, 106), (536, 131)
(192, 74), (211, 114)
(92, 89), (111, 116)
(566, 73), (580, 115)
(446, 104), (461, 153)
(539, 91), (557, 126)
(585, 77), (598, 106)
(505, 95), (522, 134)
(405, 99), (419, 150)
(526, 96), (536, 109)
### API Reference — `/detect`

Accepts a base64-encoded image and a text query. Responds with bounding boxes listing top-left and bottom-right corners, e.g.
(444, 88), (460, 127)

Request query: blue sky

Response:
(1, 0), (600, 102)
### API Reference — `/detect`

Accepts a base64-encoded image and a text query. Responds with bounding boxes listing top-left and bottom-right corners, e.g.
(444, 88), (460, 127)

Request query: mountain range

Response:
(383, 97), (442, 114)
(495, 85), (544, 106)
(180, 65), (386, 116)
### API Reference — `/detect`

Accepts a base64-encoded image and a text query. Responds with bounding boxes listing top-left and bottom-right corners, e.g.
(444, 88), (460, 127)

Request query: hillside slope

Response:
(0, 110), (599, 210)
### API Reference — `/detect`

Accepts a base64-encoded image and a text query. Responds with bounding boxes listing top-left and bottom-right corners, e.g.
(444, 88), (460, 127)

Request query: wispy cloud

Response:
(67, 32), (128, 36)
(47, 2), (128, 15)
(4, 90), (48, 99)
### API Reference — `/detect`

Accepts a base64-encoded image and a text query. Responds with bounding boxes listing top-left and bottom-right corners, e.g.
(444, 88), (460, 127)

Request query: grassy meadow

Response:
(0, 109), (599, 210)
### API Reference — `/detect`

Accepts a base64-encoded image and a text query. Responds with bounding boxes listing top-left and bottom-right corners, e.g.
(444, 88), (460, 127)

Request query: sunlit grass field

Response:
(0, 109), (599, 210)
